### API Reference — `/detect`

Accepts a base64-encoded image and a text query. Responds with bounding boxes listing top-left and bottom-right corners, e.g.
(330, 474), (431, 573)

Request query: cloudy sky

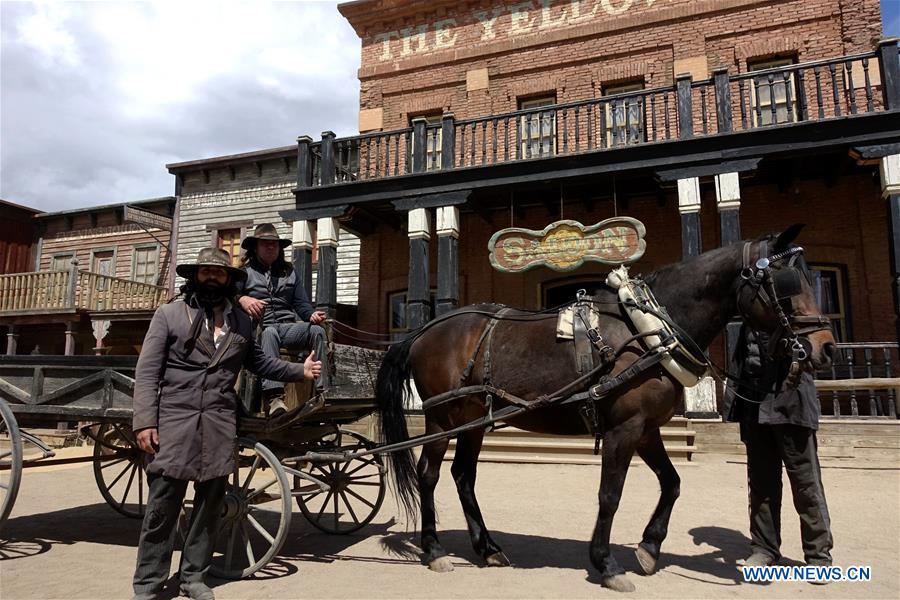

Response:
(1, 1), (899, 213)
(1, 0), (360, 212)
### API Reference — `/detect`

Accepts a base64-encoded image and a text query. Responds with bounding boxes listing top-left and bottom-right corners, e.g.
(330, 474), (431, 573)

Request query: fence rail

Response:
(297, 42), (899, 189)
(0, 265), (167, 315)
(815, 342), (899, 418)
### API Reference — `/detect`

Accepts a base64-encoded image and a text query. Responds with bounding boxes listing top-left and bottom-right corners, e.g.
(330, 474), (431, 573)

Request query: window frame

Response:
(748, 55), (798, 127)
(49, 252), (75, 272)
(131, 242), (161, 286)
(518, 95), (557, 159)
(388, 288), (438, 337)
(410, 113), (443, 172)
(807, 262), (851, 342)
(602, 80), (645, 147)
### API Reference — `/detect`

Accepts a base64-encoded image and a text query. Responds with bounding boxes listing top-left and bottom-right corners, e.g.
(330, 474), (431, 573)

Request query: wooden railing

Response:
(298, 41), (899, 188)
(815, 342), (900, 419)
(0, 264), (166, 315)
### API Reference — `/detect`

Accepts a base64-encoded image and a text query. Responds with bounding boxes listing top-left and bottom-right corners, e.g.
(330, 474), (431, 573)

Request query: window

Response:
(388, 290), (437, 338)
(49, 253), (74, 271)
(410, 114), (442, 171)
(216, 228), (243, 267)
(132, 244), (159, 285)
(748, 56), (798, 127)
(808, 264), (848, 342)
(603, 81), (645, 146)
(519, 96), (556, 158)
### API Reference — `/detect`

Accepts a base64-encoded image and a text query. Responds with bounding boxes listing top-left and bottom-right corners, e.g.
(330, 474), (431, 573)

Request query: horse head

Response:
(735, 224), (836, 370)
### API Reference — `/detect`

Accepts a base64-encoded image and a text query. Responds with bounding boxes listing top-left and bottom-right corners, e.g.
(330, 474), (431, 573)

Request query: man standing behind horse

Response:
(724, 325), (833, 575)
(236, 223), (330, 417)
(131, 247), (321, 600)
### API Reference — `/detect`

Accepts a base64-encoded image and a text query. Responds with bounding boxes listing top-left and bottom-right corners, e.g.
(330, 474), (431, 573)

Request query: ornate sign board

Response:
(124, 205), (172, 231)
(488, 217), (646, 273)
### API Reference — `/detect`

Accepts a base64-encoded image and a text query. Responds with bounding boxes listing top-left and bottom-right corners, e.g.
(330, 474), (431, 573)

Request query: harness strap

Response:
(589, 348), (668, 400)
(459, 313), (502, 385)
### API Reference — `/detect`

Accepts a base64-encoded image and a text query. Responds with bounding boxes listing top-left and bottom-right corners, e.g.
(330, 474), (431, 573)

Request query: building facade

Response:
(0, 199), (40, 275)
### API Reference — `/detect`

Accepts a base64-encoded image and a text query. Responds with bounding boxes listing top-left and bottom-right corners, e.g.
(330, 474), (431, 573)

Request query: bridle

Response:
(736, 240), (832, 384)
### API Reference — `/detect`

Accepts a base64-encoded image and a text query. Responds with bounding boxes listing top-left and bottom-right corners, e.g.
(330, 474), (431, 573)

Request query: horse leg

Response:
(451, 428), (509, 567)
(634, 427), (681, 575)
(590, 418), (643, 592)
(418, 421), (454, 572)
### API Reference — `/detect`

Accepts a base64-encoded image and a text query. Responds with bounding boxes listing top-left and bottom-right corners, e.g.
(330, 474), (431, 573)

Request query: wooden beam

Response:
(279, 204), (349, 221)
(391, 190), (471, 211)
(655, 158), (761, 182)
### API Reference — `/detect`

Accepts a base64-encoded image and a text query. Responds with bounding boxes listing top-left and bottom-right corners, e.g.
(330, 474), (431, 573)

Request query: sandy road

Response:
(1, 452), (898, 600)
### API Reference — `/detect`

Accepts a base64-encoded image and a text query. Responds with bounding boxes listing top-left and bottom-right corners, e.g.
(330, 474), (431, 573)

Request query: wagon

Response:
(0, 343), (386, 579)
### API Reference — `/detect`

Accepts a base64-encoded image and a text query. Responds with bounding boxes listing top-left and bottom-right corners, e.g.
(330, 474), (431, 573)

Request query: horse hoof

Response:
(601, 574), (636, 593)
(428, 556), (455, 572)
(635, 545), (657, 575)
(486, 551), (511, 567)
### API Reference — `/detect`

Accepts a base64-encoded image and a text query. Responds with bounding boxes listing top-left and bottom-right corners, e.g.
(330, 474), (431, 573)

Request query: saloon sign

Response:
(372, 0), (665, 61)
(488, 217), (646, 273)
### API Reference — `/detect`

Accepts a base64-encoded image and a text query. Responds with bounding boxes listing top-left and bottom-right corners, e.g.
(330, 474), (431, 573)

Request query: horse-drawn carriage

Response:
(0, 224), (835, 591)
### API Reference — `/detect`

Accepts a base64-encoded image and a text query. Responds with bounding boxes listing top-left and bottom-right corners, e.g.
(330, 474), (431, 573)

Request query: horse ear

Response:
(774, 223), (805, 250)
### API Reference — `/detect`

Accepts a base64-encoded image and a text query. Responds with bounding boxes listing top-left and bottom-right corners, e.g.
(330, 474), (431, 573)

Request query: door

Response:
(92, 250), (115, 309)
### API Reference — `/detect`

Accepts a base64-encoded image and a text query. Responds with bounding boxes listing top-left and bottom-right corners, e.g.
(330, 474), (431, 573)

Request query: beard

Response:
(195, 281), (228, 308)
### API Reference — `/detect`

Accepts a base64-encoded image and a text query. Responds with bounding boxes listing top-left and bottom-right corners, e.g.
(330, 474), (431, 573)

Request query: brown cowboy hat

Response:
(241, 223), (291, 250)
(175, 247), (247, 282)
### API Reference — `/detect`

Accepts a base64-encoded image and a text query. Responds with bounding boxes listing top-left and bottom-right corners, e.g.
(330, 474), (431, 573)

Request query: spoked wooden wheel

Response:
(295, 429), (386, 534)
(0, 400), (23, 532)
(92, 423), (148, 518)
(209, 438), (292, 580)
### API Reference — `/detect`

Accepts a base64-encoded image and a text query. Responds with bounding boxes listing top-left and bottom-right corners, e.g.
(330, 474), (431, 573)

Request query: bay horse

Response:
(374, 226), (835, 591)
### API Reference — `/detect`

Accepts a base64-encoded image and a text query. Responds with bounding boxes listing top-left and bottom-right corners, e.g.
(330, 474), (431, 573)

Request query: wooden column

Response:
(881, 154), (900, 342)
(676, 73), (694, 140)
(712, 67), (732, 133)
(296, 135), (313, 188)
(441, 113), (456, 170)
(411, 118), (427, 174)
(877, 38), (900, 110)
(715, 172), (741, 247)
(407, 207), (431, 330)
(315, 217), (339, 316)
(6, 326), (18, 355)
(320, 131), (336, 186)
(677, 177), (702, 258)
(64, 321), (77, 356)
(292, 220), (314, 299)
(436, 206), (459, 316)
(65, 258), (79, 309)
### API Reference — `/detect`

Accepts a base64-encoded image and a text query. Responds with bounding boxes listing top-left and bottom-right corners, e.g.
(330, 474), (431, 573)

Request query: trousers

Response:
(132, 474), (226, 594)
(259, 321), (329, 392)
(740, 419), (834, 564)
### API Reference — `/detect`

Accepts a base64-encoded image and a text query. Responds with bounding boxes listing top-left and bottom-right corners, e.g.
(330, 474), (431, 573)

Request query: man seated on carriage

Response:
(235, 223), (330, 417)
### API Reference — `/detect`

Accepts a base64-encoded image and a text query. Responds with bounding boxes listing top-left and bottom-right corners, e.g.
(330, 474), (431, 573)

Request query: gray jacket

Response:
(723, 327), (820, 430)
(133, 299), (306, 481)
(236, 259), (314, 326)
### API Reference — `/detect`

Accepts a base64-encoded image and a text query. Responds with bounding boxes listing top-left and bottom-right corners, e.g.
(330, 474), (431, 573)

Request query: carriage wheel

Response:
(294, 429), (386, 535)
(209, 438), (292, 580)
(0, 400), (23, 532)
(92, 423), (148, 518)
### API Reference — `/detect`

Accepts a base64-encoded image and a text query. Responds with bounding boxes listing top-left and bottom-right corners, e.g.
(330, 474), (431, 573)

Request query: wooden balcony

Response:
(0, 267), (167, 316)
(291, 42), (900, 209)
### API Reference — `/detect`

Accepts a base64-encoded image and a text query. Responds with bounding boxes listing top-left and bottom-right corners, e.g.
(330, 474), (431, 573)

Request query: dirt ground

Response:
(1, 450), (898, 600)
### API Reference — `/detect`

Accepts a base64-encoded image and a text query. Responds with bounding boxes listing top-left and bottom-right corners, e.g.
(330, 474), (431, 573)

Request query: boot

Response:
(262, 389), (287, 418)
(179, 581), (215, 600)
(739, 552), (776, 567)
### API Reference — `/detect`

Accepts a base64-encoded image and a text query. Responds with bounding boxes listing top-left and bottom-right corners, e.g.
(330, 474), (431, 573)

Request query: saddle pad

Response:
(556, 305), (601, 340)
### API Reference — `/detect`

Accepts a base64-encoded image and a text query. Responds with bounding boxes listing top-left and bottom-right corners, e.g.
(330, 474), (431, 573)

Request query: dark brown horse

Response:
(374, 227), (835, 591)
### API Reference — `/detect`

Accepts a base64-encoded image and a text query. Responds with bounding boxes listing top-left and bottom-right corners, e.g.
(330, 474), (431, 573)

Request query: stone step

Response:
(443, 449), (697, 466)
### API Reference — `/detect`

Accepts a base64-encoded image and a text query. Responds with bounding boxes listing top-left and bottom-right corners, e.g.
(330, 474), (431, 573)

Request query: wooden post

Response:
(441, 112), (456, 170)
(65, 258), (79, 309)
(677, 177), (702, 258)
(676, 73), (694, 139)
(712, 67), (732, 133)
(877, 38), (900, 110)
(320, 131), (336, 186)
(411, 117), (427, 174)
(296, 135), (313, 188)
(315, 217), (339, 316)
(880, 154), (900, 342)
(407, 207), (431, 329)
(292, 220), (314, 299)
(6, 325), (18, 355)
(436, 206), (459, 316)
(91, 319), (110, 356)
(64, 321), (77, 356)
(715, 172), (741, 247)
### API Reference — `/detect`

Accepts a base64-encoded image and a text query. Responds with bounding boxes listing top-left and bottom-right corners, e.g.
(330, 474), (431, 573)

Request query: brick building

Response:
(284, 0), (899, 416)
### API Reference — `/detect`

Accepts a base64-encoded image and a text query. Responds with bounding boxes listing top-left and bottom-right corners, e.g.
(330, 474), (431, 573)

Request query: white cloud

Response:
(14, 1), (80, 67)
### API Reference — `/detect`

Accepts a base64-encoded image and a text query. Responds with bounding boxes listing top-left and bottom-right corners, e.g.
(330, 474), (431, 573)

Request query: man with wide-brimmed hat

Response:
(130, 247), (321, 600)
(236, 223), (330, 417)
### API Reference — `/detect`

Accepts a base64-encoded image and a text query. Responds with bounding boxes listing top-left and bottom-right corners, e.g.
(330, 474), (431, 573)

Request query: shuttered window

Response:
(132, 244), (159, 285)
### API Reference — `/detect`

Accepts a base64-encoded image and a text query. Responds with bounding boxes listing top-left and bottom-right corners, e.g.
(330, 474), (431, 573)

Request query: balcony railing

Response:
(296, 41), (899, 189)
(0, 264), (167, 315)
(815, 342), (900, 418)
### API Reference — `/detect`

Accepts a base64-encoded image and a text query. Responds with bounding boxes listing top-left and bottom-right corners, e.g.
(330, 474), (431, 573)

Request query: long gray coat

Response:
(133, 299), (306, 481)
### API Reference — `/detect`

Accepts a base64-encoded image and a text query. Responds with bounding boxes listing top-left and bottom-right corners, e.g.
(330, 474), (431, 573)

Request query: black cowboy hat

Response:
(175, 247), (247, 282)
(241, 223), (291, 250)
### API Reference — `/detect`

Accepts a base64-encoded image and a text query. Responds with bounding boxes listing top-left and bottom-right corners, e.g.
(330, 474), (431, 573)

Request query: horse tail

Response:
(375, 335), (420, 522)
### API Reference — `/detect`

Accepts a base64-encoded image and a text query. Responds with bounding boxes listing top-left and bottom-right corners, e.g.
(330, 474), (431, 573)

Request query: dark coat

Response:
(133, 299), (306, 481)
(236, 259), (314, 326)
(723, 326), (820, 430)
